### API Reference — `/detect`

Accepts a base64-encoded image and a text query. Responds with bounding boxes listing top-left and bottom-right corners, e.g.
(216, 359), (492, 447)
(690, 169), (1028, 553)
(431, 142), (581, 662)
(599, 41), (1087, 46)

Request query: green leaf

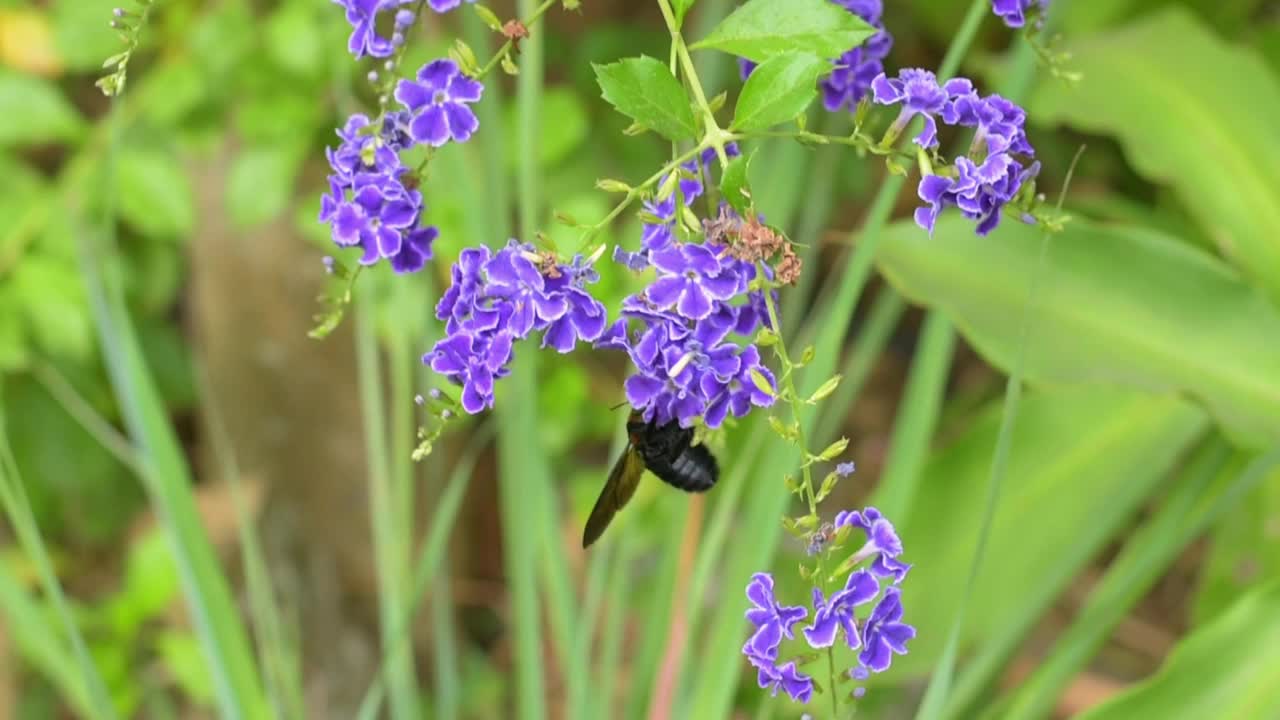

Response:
(52, 0), (120, 73)
(1029, 8), (1280, 302)
(672, 0), (697, 25)
(116, 147), (195, 239)
(0, 70), (83, 147)
(719, 149), (755, 216)
(592, 56), (698, 141)
(731, 52), (828, 131)
(226, 146), (302, 229)
(691, 0), (875, 63)
(264, 2), (325, 79)
(876, 217), (1280, 449)
(1077, 581), (1280, 720)
(11, 256), (91, 360)
(892, 387), (1207, 675)
(1193, 465), (1280, 623)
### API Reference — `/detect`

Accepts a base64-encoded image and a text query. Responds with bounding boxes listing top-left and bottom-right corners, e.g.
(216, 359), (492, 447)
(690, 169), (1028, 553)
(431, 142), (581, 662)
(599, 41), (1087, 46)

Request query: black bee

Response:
(582, 410), (720, 548)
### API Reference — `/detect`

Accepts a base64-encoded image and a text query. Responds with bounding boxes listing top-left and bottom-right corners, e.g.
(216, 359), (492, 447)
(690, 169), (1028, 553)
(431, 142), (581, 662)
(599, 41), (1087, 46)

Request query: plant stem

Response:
(656, 0), (730, 165)
(760, 276), (818, 519)
(475, 0), (561, 78)
(582, 142), (709, 252)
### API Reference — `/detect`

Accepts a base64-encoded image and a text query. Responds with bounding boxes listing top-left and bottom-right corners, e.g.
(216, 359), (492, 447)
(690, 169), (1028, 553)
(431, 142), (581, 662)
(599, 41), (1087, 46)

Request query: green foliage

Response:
(877, 217), (1280, 449)
(1077, 581), (1280, 720)
(0, 71), (84, 146)
(691, 0), (875, 62)
(593, 56), (699, 141)
(731, 52), (828, 131)
(115, 146), (196, 239)
(718, 148), (755, 215)
(1029, 8), (1280, 302)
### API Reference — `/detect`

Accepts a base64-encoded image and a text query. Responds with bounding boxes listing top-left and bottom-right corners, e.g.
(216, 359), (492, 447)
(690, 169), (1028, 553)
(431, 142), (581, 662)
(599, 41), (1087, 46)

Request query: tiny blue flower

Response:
(835, 461), (856, 477)
(334, 0), (406, 59)
(802, 569), (879, 650)
(396, 59), (484, 147)
(858, 588), (916, 673)
(744, 572), (808, 658)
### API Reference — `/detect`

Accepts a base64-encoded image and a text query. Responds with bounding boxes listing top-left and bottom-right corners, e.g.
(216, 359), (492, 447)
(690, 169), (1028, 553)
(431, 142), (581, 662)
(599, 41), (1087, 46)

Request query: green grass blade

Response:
(597, 536), (639, 720)
(813, 289), (906, 443)
(0, 408), (116, 719)
(499, 3), (551, 718)
(624, 502), (690, 720)
(355, 298), (420, 720)
(356, 423), (493, 720)
(874, 312), (956, 519)
(1001, 442), (1280, 720)
(198, 365), (306, 720)
(78, 104), (267, 720)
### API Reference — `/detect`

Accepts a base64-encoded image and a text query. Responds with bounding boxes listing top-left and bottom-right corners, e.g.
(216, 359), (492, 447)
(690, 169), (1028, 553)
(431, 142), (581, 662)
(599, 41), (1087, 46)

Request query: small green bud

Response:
(596, 178), (632, 194)
(816, 471), (839, 503)
(749, 369), (776, 398)
(807, 374), (842, 404)
(817, 437), (850, 461)
(473, 4), (503, 30)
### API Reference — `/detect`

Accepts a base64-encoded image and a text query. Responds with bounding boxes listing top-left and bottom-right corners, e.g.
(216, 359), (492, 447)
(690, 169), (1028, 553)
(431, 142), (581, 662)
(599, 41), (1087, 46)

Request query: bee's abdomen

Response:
(649, 443), (718, 493)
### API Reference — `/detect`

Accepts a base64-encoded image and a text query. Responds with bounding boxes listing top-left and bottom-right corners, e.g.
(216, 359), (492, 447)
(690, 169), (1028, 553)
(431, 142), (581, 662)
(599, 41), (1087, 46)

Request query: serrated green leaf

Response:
(691, 0), (874, 63)
(876, 217), (1280, 448)
(0, 71), (84, 147)
(116, 147), (195, 239)
(1030, 8), (1280, 302)
(593, 56), (698, 141)
(720, 149), (755, 216)
(731, 52), (828, 131)
(1077, 582), (1280, 720)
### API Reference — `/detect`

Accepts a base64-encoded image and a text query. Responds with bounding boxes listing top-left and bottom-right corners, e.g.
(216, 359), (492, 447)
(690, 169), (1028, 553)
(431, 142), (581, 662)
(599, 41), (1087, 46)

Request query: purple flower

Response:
(821, 0), (894, 112)
(647, 243), (744, 321)
(835, 506), (912, 583)
(942, 88), (1035, 157)
(541, 286), (608, 353)
(700, 344), (775, 429)
(835, 461), (856, 477)
(991, 0), (1048, 29)
(426, 330), (513, 413)
(392, 226), (437, 274)
(328, 174), (421, 260)
(744, 573), (808, 658)
(334, 0), (406, 59)
(613, 245), (649, 272)
(802, 569), (879, 649)
(745, 653), (814, 704)
(858, 588), (916, 673)
(915, 155), (1040, 237)
(427, 0), (475, 11)
(871, 69), (973, 148)
(395, 59), (484, 147)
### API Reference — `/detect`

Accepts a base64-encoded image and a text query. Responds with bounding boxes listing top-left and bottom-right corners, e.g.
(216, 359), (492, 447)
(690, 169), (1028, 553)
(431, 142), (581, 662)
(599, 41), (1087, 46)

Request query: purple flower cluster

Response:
(596, 147), (778, 429)
(426, 241), (609, 413)
(319, 60), (483, 271)
(871, 69), (1039, 236)
(333, 0), (479, 59)
(333, 0), (415, 59)
(743, 507), (915, 704)
(991, 0), (1049, 29)
(738, 0), (893, 113)
(319, 113), (438, 273)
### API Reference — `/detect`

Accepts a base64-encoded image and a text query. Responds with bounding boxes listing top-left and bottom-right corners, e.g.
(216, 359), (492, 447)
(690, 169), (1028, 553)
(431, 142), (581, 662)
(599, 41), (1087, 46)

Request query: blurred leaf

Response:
(1077, 581), (1280, 720)
(731, 52), (827, 131)
(155, 631), (215, 703)
(0, 301), (25, 371)
(51, 0), (118, 72)
(137, 321), (195, 413)
(1193, 466), (1280, 623)
(891, 387), (1207, 675)
(116, 148), (195, 239)
(189, 0), (255, 83)
(11, 255), (91, 361)
(115, 531), (181, 632)
(264, 1), (325, 79)
(719, 148), (755, 215)
(876, 217), (1280, 449)
(0, 70), (83, 147)
(593, 56), (698, 142)
(134, 60), (207, 128)
(0, 561), (94, 716)
(233, 91), (321, 144)
(504, 87), (589, 168)
(226, 146), (302, 228)
(673, 0), (698, 24)
(1030, 8), (1280, 301)
(691, 0), (874, 63)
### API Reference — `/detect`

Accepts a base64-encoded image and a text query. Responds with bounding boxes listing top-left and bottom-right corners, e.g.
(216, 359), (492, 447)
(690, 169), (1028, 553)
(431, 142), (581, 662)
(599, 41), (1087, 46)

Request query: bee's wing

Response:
(582, 444), (645, 548)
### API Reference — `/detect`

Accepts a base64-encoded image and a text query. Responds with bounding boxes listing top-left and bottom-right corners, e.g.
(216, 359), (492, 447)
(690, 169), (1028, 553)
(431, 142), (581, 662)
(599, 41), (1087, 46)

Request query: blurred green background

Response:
(1, 0), (1279, 718)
